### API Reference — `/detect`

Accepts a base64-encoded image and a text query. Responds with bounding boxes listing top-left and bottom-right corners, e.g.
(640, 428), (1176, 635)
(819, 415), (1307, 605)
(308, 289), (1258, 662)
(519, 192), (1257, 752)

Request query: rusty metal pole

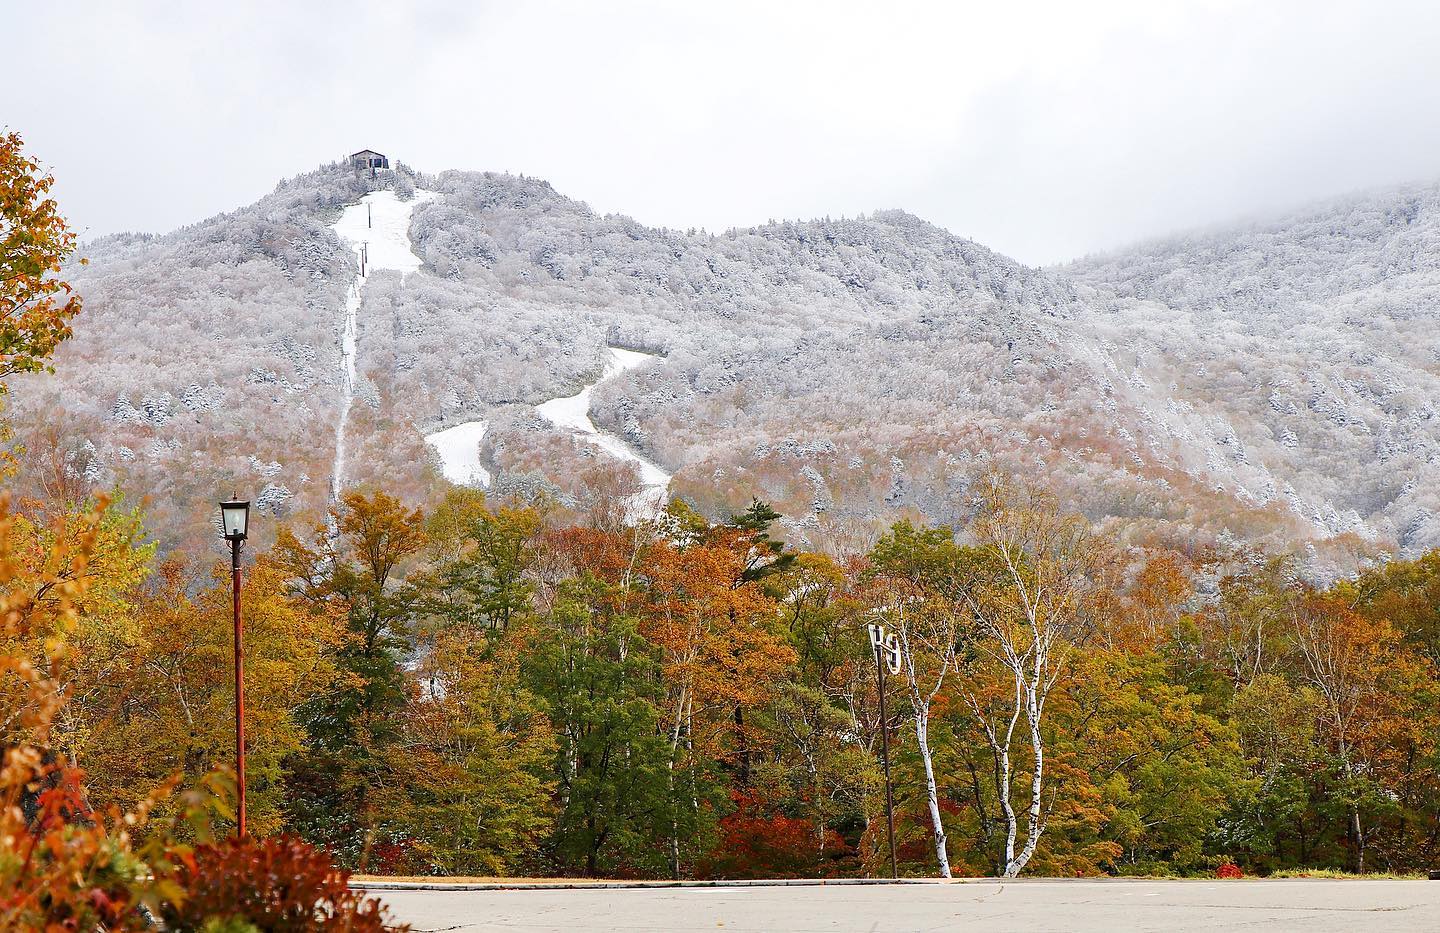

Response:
(875, 642), (897, 879)
(231, 537), (247, 837)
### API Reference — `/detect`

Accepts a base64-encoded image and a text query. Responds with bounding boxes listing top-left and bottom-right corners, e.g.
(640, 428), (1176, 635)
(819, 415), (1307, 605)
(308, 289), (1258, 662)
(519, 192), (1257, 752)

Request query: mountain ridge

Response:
(16, 159), (1440, 569)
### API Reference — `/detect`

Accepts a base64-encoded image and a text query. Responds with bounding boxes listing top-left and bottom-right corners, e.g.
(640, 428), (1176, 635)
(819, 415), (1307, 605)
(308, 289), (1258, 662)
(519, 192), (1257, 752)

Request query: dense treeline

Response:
(36, 476), (1440, 880)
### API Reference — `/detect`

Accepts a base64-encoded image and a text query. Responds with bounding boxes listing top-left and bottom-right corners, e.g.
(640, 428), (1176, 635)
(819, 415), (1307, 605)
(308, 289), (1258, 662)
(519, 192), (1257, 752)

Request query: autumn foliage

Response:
(0, 490), (404, 929)
(8, 447), (1440, 886)
(2, 127), (1439, 905)
(154, 835), (397, 932)
(700, 790), (854, 879)
(0, 132), (82, 387)
(0, 134), (402, 931)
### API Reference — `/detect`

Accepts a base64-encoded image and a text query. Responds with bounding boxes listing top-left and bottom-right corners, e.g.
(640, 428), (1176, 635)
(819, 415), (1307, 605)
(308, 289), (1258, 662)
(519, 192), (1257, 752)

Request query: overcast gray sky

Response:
(10, 0), (1440, 264)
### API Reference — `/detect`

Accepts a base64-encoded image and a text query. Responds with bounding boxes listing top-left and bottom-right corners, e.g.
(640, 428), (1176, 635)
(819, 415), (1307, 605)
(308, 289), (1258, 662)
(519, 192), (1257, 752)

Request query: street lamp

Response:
(219, 497), (250, 836)
(867, 620), (902, 880)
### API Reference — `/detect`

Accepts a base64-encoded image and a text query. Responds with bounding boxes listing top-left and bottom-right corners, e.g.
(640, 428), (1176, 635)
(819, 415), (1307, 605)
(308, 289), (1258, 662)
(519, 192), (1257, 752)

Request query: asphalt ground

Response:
(368, 877), (1440, 932)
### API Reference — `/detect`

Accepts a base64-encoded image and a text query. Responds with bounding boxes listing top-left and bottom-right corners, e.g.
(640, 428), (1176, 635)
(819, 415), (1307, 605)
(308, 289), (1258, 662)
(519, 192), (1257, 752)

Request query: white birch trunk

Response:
(667, 686), (689, 879)
(914, 710), (952, 877)
(1006, 675), (1045, 876)
(895, 606), (956, 878)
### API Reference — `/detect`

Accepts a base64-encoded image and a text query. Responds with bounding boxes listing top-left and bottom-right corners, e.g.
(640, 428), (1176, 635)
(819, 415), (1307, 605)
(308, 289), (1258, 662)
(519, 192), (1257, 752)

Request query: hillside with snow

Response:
(1069, 180), (1440, 557)
(15, 160), (1440, 564)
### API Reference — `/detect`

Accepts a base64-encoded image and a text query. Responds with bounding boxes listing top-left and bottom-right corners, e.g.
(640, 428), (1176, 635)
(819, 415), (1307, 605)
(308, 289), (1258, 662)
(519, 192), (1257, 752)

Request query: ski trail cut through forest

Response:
(536, 347), (671, 513)
(425, 420), (491, 487)
(329, 189), (437, 502)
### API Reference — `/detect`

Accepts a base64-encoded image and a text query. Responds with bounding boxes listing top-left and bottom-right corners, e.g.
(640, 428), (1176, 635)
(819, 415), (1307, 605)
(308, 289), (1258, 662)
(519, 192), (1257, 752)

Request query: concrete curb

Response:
(352, 876), (1437, 892)
(352, 878), (952, 892)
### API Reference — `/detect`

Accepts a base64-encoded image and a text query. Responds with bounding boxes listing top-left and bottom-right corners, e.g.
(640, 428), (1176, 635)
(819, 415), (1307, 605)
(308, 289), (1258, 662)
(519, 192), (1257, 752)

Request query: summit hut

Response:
(350, 149), (389, 178)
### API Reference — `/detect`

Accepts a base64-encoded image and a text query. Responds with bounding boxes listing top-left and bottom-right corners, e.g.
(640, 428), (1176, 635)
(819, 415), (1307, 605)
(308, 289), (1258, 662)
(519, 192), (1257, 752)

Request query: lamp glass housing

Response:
(220, 499), (250, 541)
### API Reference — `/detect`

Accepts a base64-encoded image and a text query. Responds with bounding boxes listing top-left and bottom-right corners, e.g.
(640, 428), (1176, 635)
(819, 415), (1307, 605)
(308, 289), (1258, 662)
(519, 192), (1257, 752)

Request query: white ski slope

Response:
(537, 347), (671, 510)
(425, 420), (491, 487)
(330, 189), (437, 500)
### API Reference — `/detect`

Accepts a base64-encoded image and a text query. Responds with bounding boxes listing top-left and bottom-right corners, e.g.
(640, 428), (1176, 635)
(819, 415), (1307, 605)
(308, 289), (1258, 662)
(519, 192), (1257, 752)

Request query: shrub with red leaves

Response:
(699, 791), (855, 879)
(1215, 862), (1244, 879)
(155, 834), (406, 932)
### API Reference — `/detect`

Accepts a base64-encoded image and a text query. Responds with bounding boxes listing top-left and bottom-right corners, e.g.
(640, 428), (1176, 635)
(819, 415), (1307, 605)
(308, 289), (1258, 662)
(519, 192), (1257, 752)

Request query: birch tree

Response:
(869, 522), (973, 878)
(890, 593), (961, 877)
(956, 478), (1112, 877)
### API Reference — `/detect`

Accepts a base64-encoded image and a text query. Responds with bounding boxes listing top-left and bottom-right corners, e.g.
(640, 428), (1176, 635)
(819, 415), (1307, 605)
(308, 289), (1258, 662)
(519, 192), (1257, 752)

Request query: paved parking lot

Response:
(372, 878), (1440, 932)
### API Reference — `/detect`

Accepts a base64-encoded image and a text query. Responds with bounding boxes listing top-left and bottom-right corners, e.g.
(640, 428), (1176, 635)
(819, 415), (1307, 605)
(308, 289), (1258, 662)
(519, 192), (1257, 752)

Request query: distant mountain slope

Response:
(13, 161), (1439, 564)
(16, 168), (369, 543)
(323, 168), (1210, 550)
(1068, 180), (1440, 555)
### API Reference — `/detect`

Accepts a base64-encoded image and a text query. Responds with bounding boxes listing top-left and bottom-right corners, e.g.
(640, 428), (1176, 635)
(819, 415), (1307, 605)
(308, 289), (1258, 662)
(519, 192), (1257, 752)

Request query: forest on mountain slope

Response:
(4, 133), (1439, 911)
(14, 162), (1440, 571)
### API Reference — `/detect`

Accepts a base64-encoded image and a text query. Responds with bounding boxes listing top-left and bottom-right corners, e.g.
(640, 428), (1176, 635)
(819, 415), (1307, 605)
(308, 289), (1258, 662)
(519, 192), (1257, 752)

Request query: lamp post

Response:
(219, 497), (250, 837)
(867, 621), (902, 879)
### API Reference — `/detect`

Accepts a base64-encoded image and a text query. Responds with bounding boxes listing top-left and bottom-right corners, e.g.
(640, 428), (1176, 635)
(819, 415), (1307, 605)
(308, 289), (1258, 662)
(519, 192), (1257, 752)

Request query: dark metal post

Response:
(231, 537), (247, 836)
(875, 642), (898, 879)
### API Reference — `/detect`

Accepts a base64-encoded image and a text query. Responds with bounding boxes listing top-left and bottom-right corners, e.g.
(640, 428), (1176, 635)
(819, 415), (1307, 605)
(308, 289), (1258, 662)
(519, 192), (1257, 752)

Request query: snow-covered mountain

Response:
(17, 160), (1440, 564)
(1069, 180), (1440, 559)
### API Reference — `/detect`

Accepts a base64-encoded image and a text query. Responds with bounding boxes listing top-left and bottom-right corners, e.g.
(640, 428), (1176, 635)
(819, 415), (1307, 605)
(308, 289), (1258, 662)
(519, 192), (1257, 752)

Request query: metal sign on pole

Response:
(867, 621), (900, 878)
(869, 623), (902, 675)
